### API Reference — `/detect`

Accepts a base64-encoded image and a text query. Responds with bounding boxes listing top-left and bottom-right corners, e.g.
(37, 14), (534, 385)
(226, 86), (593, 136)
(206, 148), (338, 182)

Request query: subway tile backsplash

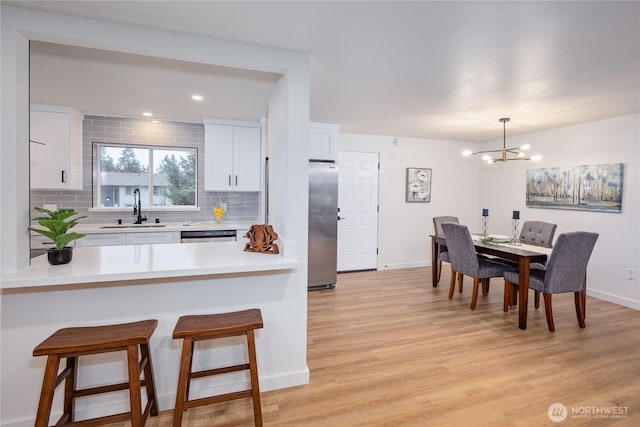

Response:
(30, 115), (260, 224)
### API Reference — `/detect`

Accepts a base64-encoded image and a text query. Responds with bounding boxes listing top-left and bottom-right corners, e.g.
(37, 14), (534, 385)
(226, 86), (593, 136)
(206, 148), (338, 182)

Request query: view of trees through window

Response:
(96, 143), (197, 208)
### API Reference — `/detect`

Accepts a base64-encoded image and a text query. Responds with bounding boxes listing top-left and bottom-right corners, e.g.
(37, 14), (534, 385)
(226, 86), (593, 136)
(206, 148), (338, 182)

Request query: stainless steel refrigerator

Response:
(308, 161), (338, 290)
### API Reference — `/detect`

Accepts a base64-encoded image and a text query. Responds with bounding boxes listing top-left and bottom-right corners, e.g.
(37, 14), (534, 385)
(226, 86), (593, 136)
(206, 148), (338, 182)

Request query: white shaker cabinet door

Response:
(232, 126), (262, 191)
(30, 105), (83, 190)
(204, 124), (235, 191)
(309, 122), (339, 161)
(30, 110), (70, 190)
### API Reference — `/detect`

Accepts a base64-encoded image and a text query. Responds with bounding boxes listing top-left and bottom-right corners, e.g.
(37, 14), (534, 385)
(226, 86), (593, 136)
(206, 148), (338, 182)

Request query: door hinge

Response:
(376, 248), (379, 254)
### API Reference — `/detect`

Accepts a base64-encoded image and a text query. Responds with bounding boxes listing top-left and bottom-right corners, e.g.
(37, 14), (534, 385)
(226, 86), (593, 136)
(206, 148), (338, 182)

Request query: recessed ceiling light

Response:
(191, 95), (203, 101)
(143, 112), (153, 117)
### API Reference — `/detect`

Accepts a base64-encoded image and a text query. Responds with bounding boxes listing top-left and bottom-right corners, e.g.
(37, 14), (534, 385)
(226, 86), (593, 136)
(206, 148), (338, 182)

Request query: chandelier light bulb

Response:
(531, 154), (543, 161)
(520, 144), (531, 151)
(482, 155), (492, 161)
(462, 150), (473, 156)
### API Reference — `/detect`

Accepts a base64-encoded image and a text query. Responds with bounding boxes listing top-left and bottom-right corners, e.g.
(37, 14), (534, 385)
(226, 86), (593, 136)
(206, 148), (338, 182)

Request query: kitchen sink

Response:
(100, 224), (167, 229)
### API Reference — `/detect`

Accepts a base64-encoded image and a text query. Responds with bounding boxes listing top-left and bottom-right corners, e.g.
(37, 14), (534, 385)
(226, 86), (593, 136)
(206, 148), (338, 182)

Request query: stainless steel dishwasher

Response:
(180, 229), (237, 243)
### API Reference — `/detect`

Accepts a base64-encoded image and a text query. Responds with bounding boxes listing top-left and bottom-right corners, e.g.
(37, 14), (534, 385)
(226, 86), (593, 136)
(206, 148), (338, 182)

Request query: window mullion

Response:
(147, 149), (154, 207)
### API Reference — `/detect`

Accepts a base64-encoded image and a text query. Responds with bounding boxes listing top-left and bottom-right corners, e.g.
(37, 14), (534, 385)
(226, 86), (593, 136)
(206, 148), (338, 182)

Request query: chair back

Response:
(441, 223), (479, 276)
(544, 232), (599, 293)
(519, 221), (557, 247)
(433, 216), (459, 236)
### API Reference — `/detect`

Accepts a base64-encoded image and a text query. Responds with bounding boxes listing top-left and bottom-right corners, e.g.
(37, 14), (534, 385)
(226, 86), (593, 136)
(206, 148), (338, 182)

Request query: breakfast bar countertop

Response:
(1, 240), (299, 289)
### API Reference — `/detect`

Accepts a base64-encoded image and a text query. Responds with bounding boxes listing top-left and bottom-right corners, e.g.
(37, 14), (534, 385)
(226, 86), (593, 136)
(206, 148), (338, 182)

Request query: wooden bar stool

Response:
(32, 320), (159, 427)
(172, 309), (264, 427)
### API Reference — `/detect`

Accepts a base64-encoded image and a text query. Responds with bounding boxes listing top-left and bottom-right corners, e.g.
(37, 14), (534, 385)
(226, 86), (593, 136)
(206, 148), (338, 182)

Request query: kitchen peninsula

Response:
(1, 241), (304, 424)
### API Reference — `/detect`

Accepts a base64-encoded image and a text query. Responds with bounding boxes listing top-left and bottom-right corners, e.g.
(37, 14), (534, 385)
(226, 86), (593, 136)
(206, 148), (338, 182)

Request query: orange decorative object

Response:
(244, 224), (280, 254)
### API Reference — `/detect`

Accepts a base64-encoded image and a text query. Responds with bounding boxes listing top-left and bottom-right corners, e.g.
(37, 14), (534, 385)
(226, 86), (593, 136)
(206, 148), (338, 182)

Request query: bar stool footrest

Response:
(184, 389), (253, 410)
(191, 363), (250, 380)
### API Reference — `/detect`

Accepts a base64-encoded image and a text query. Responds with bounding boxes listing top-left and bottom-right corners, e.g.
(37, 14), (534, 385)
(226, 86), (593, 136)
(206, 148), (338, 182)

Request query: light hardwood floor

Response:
(138, 267), (638, 426)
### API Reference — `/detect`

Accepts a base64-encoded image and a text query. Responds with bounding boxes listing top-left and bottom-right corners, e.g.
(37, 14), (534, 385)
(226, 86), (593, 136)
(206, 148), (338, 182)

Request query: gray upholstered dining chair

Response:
(519, 221), (557, 248)
(503, 231), (599, 332)
(432, 216), (462, 287)
(515, 220), (557, 308)
(441, 223), (513, 310)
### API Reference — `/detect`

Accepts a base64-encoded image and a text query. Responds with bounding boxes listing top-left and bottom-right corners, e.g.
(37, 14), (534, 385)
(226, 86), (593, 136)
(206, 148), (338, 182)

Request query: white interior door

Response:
(337, 151), (379, 271)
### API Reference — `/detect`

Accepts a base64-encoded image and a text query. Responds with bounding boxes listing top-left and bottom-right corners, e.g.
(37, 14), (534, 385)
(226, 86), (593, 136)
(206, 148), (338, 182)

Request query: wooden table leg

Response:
(518, 257), (531, 330)
(431, 236), (439, 287)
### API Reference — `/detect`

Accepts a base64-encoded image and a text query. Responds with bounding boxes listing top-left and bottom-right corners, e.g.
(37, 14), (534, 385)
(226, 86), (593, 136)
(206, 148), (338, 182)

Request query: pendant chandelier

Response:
(463, 118), (542, 163)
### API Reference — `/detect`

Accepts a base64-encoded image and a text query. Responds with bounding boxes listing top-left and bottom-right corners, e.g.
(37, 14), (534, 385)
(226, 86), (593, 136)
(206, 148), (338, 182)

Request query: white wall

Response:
(337, 133), (480, 270)
(479, 114), (640, 309)
(0, 5), (310, 426)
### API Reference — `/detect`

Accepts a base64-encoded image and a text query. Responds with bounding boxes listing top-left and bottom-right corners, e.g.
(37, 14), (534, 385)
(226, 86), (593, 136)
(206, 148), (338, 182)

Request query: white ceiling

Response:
(14, 1), (640, 142)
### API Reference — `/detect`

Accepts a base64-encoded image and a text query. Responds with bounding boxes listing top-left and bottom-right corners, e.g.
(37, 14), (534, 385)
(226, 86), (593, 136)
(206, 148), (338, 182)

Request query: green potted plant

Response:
(28, 207), (87, 265)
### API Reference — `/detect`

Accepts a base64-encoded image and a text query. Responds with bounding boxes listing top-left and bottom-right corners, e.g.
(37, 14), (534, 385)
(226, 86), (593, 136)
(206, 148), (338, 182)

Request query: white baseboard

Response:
(380, 261), (429, 270)
(587, 289), (640, 310)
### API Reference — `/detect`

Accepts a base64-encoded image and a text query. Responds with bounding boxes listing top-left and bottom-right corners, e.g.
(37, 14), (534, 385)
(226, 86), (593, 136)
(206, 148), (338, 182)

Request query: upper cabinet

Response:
(309, 122), (340, 162)
(203, 119), (262, 192)
(30, 104), (84, 191)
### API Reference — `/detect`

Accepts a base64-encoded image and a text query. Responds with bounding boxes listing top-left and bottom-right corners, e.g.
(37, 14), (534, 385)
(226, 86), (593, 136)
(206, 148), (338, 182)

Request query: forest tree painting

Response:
(526, 163), (623, 212)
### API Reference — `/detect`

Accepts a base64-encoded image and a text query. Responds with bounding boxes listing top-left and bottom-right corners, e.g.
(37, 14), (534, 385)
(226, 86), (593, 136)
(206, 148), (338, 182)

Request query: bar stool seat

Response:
(33, 320), (159, 427)
(172, 309), (264, 427)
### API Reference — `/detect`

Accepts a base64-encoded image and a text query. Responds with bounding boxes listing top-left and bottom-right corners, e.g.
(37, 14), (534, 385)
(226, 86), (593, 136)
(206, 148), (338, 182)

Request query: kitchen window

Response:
(94, 143), (197, 209)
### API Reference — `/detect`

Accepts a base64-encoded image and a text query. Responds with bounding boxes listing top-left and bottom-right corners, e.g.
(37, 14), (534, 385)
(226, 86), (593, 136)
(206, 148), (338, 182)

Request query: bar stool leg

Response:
(36, 355), (63, 427)
(62, 357), (78, 423)
(184, 341), (195, 400)
(246, 330), (263, 427)
(127, 344), (143, 427)
(141, 342), (159, 416)
(173, 337), (193, 427)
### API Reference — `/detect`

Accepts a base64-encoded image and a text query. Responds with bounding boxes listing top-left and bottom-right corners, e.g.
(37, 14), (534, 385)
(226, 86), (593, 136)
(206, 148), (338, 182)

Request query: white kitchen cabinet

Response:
(76, 231), (179, 247)
(309, 122), (339, 161)
(203, 119), (262, 191)
(75, 233), (127, 247)
(30, 104), (84, 190)
(126, 231), (178, 245)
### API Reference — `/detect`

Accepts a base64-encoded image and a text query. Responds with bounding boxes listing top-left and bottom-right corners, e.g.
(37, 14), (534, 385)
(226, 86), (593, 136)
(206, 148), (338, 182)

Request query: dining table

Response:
(430, 234), (551, 330)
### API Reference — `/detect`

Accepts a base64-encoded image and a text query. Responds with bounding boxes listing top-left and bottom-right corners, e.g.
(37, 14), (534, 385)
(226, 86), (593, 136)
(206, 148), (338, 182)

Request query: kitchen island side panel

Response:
(0, 272), (308, 426)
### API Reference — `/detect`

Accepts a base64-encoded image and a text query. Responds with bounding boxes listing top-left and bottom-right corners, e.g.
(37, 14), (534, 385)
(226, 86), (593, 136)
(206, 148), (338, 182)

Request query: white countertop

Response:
(2, 241), (298, 289)
(71, 221), (256, 234)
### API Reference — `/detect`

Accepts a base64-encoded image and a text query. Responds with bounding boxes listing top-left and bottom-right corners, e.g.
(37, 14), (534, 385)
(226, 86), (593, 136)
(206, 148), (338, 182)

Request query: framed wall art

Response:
(406, 167), (432, 203)
(526, 163), (623, 212)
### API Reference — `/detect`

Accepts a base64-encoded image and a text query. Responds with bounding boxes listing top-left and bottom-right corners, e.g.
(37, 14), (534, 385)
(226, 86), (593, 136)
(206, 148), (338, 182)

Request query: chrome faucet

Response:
(132, 188), (147, 224)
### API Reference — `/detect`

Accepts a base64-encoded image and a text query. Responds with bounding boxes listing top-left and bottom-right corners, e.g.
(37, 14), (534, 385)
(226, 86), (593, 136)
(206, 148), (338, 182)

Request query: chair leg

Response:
(510, 283), (518, 306)
(543, 293), (555, 332)
(503, 281), (511, 312)
(534, 291), (541, 309)
(437, 260), (443, 284)
(470, 278), (480, 310)
(449, 271), (458, 299)
(141, 342), (159, 416)
(448, 272), (457, 299)
(173, 337), (193, 427)
(35, 355), (61, 427)
(246, 330), (263, 427)
(458, 273), (464, 293)
(126, 344), (143, 427)
(481, 278), (489, 296)
(574, 291), (586, 328)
